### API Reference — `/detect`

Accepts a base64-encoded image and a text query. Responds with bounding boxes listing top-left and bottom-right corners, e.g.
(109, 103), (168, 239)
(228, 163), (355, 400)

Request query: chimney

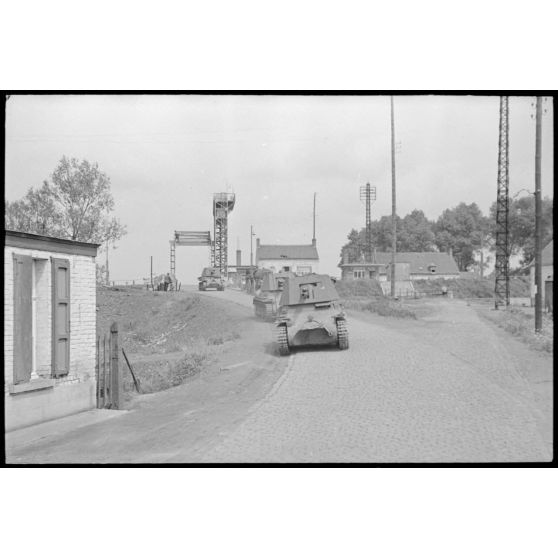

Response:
(343, 248), (349, 265)
(312, 238), (316, 247)
(236, 249), (241, 267)
(256, 237), (260, 248)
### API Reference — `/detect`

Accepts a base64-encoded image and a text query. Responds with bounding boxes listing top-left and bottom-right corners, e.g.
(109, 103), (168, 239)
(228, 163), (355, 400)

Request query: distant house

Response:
(529, 239), (553, 310)
(5, 230), (99, 431)
(256, 238), (319, 275)
(339, 249), (460, 281)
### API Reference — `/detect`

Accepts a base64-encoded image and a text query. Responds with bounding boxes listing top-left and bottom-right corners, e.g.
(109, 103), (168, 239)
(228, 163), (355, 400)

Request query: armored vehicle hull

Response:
(253, 270), (293, 320)
(198, 267), (225, 291)
(275, 273), (348, 355)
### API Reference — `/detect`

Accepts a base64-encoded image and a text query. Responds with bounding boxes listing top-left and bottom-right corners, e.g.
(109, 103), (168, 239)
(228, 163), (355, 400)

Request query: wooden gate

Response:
(95, 322), (122, 409)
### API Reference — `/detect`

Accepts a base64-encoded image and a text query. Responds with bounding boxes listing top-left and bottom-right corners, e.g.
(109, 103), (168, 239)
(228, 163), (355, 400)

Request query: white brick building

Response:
(529, 239), (553, 310)
(5, 230), (99, 431)
(255, 238), (319, 275)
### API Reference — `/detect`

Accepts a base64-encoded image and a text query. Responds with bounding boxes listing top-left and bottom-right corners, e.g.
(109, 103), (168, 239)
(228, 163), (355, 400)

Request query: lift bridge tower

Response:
(212, 192), (236, 277)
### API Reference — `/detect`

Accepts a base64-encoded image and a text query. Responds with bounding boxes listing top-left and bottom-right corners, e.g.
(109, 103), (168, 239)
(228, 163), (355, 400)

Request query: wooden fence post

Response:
(103, 334), (107, 407)
(95, 336), (100, 408)
(110, 321), (122, 409)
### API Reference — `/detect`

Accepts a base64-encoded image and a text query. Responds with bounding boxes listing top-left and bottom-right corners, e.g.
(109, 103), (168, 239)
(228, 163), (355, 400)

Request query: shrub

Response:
(336, 279), (384, 298)
(483, 307), (553, 353)
(413, 275), (531, 299)
(169, 351), (208, 386)
(341, 296), (416, 319)
(207, 336), (224, 345)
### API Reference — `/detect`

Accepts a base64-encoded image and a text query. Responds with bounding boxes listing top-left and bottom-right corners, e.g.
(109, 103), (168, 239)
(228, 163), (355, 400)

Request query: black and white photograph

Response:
(3, 93), (554, 464)
(2, 1), (557, 556)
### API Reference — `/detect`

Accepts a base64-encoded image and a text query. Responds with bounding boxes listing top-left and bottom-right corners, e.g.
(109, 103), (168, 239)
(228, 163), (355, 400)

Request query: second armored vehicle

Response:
(198, 267), (225, 291)
(274, 273), (348, 355)
(252, 269), (293, 320)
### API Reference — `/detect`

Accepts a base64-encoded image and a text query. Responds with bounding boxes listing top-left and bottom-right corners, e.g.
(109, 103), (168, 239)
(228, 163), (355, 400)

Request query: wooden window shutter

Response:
(13, 254), (33, 384)
(51, 258), (71, 377)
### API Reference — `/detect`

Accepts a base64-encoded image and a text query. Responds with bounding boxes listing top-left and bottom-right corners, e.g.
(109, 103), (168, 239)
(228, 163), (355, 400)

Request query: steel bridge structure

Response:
(212, 192), (235, 277)
(169, 231), (212, 277)
(168, 192), (235, 279)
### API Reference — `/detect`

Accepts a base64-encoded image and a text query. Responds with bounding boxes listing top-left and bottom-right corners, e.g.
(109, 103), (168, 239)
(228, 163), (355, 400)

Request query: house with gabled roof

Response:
(256, 238), (319, 275)
(339, 248), (459, 281)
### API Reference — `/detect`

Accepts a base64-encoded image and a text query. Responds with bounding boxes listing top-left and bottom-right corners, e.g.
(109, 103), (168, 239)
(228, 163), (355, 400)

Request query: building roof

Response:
(257, 244), (319, 261)
(340, 251), (460, 275)
(527, 239), (553, 267)
(5, 230), (100, 257)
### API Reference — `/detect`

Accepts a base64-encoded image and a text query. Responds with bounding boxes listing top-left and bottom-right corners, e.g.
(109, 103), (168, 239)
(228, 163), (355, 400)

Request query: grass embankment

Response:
(97, 287), (242, 394)
(336, 279), (416, 319)
(480, 306), (553, 353)
(413, 275), (530, 299)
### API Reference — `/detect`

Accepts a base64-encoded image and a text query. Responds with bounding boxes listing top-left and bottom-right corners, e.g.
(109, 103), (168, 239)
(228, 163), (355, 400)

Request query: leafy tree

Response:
(488, 195), (553, 265)
(5, 183), (60, 235)
(5, 156), (126, 245)
(398, 209), (436, 252)
(370, 215), (402, 251)
(342, 228), (364, 261)
(434, 202), (489, 271)
(340, 210), (435, 262)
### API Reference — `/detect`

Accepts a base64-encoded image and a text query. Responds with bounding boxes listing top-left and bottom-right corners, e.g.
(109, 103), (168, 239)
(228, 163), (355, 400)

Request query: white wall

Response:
(530, 264), (553, 305)
(258, 258), (319, 274)
(5, 245), (97, 430)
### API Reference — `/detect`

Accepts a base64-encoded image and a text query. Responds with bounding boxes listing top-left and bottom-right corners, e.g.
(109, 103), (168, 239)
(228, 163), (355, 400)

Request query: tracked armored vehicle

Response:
(252, 270), (293, 320)
(198, 267), (225, 291)
(275, 273), (348, 355)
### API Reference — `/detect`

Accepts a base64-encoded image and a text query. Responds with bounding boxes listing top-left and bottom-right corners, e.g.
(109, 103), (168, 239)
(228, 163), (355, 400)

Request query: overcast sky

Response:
(5, 94), (554, 282)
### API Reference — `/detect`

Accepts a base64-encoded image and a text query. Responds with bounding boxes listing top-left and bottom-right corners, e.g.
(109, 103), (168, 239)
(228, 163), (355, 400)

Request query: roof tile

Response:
(257, 244), (319, 260)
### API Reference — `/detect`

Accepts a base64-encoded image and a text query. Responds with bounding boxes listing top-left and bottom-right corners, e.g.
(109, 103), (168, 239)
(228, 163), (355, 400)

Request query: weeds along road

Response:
(7, 289), (552, 463)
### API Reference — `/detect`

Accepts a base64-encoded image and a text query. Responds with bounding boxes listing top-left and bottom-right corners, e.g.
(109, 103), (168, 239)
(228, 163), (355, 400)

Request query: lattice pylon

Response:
(360, 183), (376, 263)
(494, 96), (510, 309)
(212, 193), (235, 277)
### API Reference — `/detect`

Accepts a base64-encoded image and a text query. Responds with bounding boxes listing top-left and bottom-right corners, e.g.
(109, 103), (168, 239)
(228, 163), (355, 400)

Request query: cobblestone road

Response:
(204, 300), (551, 463)
(7, 291), (552, 463)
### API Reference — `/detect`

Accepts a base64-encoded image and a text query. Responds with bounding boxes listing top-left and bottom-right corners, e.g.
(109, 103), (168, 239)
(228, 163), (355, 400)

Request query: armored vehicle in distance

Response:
(252, 269), (293, 320)
(198, 267), (225, 291)
(275, 273), (348, 355)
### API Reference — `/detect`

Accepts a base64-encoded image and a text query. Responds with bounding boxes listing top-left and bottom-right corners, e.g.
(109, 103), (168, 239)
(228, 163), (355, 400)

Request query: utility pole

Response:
(534, 96), (543, 332)
(390, 95), (397, 298)
(150, 256), (153, 290)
